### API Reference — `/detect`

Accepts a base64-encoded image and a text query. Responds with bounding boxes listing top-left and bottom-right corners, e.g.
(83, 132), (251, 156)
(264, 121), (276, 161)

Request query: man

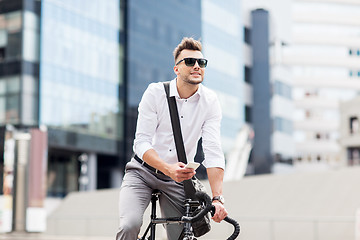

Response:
(116, 37), (227, 240)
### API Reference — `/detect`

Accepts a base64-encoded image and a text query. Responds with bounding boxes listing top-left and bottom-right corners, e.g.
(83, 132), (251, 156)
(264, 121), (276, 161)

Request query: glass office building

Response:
(124, 0), (202, 160)
(0, 0), (37, 126)
(201, 0), (244, 154)
(0, 0), (124, 196)
(0, 0), (203, 196)
(40, 0), (122, 140)
(0, 0), (43, 195)
(40, 0), (124, 196)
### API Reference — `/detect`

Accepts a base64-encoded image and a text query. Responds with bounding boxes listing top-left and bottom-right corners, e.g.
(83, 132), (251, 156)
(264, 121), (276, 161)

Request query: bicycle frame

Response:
(139, 190), (198, 240)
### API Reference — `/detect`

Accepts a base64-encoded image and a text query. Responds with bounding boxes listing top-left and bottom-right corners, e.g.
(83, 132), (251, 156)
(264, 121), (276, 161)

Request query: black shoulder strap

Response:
(163, 82), (187, 164)
(163, 82), (195, 198)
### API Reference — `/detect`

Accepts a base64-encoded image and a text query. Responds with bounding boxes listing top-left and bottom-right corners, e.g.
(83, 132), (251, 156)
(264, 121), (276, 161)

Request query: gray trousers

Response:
(116, 158), (186, 240)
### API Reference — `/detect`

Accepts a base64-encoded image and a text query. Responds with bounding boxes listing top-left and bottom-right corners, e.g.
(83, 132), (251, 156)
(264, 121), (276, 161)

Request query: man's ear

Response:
(173, 65), (179, 75)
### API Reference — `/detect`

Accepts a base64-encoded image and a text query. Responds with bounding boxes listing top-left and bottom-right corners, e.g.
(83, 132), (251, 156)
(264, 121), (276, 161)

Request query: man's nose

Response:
(193, 60), (200, 68)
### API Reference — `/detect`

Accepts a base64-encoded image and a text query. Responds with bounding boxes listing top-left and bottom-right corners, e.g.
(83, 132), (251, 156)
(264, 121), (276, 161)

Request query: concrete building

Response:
(283, 0), (360, 170)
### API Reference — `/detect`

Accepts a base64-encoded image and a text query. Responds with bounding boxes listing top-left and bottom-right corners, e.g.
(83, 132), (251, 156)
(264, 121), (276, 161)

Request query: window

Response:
(0, 48), (5, 61)
(244, 66), (251, 83)
(350, 116), (359, 134)
(244, 27), (251, 44)
(305, 90), (318, 97)
(349, 49), (360, 57)
(348, 148), (360, 166)
(245, 105), (252, 123)
(274, 117), (293, 134)
(7, 32), (22, 60)
(274, 80), (291, 99)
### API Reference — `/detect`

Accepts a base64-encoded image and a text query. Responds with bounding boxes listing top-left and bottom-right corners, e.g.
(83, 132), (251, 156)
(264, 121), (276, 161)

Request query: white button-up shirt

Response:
(133, 79), (225, 169)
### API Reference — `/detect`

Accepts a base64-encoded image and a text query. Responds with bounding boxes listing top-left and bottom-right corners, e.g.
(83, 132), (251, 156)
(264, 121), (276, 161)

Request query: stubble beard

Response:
(183, 76), (203, 85)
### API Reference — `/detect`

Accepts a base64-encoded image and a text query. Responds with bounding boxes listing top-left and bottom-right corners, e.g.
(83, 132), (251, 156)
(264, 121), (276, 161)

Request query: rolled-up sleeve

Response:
(133, 84), (158, 159)
(201, 97), (225, 170)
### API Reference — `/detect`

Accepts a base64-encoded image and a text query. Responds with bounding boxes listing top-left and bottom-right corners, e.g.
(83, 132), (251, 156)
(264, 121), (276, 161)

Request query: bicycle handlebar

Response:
(181, 191), (241, 240)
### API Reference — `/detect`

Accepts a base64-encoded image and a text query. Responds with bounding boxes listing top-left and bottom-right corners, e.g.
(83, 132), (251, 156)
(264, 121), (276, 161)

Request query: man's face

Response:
(174, 49), (206, 85)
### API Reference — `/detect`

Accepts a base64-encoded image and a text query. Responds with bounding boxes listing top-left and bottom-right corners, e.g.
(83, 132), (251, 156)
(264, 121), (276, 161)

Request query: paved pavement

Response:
(0, 232), (114, 240)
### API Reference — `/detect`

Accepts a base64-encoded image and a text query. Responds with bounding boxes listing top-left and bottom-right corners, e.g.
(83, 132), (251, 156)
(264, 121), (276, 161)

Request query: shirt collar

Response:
(170, 78), (202, 99)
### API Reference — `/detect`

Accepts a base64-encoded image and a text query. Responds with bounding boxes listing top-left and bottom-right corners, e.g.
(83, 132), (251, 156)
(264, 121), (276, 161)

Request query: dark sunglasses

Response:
(176, 57), (208, 68)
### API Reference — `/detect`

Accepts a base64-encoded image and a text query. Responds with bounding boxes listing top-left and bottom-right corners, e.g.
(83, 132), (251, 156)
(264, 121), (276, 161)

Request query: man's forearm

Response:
(207, 167), (228, 222)
(206, 167), (224, 197)
(142, 149), (171, 174)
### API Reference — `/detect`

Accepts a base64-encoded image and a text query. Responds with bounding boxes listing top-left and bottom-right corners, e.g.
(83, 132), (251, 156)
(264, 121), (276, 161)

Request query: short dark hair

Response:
(173, 37), (202, 62)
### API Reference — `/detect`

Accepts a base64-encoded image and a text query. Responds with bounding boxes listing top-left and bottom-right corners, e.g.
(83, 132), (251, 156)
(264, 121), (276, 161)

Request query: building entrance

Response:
(47, 149), (80, 197)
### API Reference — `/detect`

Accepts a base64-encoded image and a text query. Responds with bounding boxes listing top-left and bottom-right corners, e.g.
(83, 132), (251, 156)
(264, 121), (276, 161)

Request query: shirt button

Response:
(185, 100), (187, 102)
(181, 116), (183, 118)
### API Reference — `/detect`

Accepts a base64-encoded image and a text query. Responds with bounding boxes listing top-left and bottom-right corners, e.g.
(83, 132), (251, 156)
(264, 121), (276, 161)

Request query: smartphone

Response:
(185, 162), (200, 170)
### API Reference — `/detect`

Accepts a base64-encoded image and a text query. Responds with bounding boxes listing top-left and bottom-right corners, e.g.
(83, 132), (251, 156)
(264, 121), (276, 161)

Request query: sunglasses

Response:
(176, 58), (208, 68)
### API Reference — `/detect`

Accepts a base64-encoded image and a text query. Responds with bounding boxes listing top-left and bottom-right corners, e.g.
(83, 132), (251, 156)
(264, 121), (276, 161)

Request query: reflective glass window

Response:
(40, 0), (122, 140)
(6, 11), (22, 33)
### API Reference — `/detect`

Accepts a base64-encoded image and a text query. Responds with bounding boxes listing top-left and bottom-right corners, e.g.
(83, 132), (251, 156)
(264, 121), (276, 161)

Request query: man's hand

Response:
(211, 201), (228, 223)
(142, 150), (195, 182)
(166, 162), (196, 182)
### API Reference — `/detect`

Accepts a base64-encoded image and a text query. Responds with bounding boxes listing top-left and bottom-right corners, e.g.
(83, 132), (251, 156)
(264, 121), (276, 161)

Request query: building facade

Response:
(283, 0), (360, 170)
(0, 0), (125, 196)
(124, 0), (202, 162)
(0, 0), (204, 197)
(241, 0), (294, 174)
(40, 0), (124, 196)
(201, 0), (244, 155)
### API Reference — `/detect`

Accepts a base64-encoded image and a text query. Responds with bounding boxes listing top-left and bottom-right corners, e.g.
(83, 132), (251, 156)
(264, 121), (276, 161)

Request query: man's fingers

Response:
(212, 203), (228, 223)
(173, 170), (195, 182)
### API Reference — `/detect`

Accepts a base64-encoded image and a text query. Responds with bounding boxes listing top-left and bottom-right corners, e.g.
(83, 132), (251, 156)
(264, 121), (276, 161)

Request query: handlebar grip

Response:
(224, 216), (240, 240)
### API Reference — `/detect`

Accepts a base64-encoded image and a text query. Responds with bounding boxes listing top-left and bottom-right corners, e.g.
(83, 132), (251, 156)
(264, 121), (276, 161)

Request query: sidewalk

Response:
(0, 232), (114, 240)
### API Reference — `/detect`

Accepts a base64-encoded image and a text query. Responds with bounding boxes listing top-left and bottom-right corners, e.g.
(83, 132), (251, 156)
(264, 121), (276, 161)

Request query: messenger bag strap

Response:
(163, 81), (196, 198)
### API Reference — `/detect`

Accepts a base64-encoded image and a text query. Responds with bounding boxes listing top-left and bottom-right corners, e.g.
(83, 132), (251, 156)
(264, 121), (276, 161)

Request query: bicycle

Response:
(138, 190), (240, 240)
